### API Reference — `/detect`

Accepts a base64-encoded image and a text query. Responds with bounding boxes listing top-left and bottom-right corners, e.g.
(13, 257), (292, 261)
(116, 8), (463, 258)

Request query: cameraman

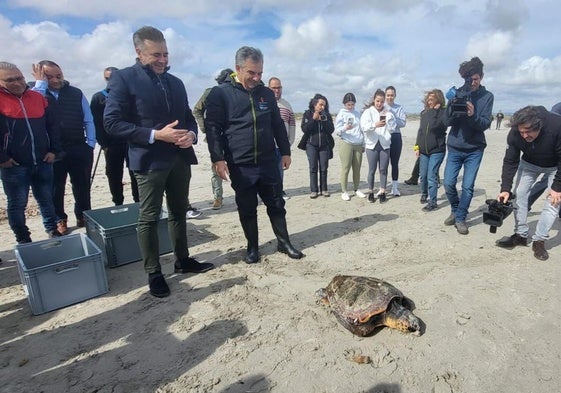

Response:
(443, 56), (494, 235)
(495, 106), (561, 261)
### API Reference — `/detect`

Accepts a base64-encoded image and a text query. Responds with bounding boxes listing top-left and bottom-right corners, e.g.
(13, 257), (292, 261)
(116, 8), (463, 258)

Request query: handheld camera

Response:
(483, 196), (514, 233)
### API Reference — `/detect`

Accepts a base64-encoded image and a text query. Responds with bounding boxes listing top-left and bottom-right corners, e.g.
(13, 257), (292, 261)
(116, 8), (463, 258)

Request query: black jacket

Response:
(500, 106), (561, 193)
(104, 61), (198, 171)
(415, 107), (447, 155)
(299, 110), (335, 151)
(91, 88), (126, 148)
(204, 76), (290, 165)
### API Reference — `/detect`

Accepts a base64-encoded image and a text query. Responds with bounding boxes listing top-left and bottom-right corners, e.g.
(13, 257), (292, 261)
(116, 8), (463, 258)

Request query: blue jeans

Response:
(1, 162), (58, 242)
(419, 152), (445, 205)
(512, 160), (560, 241)
(443, 149), (484, 222)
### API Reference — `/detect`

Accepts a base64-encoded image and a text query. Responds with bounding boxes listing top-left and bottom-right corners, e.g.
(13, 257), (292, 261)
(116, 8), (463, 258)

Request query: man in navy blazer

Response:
(104, 26), (214, 298)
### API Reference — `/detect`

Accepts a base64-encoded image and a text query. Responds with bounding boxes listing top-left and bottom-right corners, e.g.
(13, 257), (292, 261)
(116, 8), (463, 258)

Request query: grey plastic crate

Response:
(15, 234), (108, 315)
(83, 203), (172, 268)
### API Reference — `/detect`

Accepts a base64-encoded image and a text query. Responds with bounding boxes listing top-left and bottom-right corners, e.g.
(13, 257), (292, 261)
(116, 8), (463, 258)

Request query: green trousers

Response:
(134, 156), (191, 274)
(339, 142), (363, 192)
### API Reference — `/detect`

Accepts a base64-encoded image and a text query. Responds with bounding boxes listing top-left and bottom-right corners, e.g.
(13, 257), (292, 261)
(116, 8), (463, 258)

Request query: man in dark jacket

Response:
(205, 46), (303, 264)
(443, 56), (494, 235)
(495, 106), (561, 261)
(104, 26), (214, 298)
(0, 61), (62, 243)
(32, 60), (96, 234)
(90, 66), (138, 206)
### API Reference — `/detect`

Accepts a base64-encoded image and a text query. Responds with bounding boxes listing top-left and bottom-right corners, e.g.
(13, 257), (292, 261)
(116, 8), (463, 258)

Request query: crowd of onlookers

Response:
(2, 27), (560, 297)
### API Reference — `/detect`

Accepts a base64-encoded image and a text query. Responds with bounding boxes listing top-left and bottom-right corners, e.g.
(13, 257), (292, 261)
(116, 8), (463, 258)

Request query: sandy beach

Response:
(1, 118), (560, 393)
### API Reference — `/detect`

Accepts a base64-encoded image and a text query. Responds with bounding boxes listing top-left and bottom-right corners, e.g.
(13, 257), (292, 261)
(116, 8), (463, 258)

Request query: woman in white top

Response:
(360, 89), (396, 203)
(334, 93), (365, 201)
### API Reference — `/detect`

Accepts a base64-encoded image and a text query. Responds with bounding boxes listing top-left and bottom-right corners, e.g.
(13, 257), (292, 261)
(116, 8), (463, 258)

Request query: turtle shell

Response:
(324, 275), (404, 335)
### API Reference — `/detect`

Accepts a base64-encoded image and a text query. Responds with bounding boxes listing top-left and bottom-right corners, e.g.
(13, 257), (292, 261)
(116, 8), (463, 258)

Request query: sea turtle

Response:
(316, 275), (421, 337)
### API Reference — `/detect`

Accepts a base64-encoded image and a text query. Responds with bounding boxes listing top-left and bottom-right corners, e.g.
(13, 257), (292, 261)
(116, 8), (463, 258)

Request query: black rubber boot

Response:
(240, 216), (260, 263)
(269, 215), (304, 259)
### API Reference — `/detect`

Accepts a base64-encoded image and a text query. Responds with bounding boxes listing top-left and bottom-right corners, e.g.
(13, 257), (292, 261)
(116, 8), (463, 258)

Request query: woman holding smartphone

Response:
(334, 93), (365, 201)
(360, 89), (396, 203)
(299, 94), (335, 198)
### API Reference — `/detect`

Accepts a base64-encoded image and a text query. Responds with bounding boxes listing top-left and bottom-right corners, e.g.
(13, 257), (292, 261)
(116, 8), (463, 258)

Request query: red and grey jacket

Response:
(0, 87), (61, 166)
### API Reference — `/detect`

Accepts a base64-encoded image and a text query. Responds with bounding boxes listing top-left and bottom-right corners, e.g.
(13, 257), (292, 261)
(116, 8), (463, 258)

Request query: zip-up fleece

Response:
(205, 76), (290, 164)
(415, 107), (447, 155)
(0, 87), (61, 166)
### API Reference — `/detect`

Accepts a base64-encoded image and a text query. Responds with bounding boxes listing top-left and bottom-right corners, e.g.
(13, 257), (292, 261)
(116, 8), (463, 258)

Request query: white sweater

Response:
(360, 106), (396, 150)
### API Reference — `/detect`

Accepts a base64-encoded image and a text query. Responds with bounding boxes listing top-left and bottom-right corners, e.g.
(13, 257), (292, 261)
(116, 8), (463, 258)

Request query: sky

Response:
(1, 0), (561, 115)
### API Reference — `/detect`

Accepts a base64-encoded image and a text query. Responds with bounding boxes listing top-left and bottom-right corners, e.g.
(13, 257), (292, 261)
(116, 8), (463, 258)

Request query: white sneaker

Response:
(341, 192), (351, 201)
(355, 190), (366, 198)
(282, 191), (290, 200)
(391, 181), (400, 196)
(186, 207), (202, 219)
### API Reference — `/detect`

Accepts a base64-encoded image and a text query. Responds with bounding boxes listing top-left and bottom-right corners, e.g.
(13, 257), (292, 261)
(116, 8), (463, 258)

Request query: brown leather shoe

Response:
(57, 219), (69, 235)
(496, 233), (527, 249)
(532, 240), (549, 261)
(212, 198), (222, 210)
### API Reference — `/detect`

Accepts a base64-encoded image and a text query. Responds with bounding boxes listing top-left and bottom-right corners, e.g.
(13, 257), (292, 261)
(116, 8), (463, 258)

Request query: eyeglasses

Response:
(1, 76), (24, 83)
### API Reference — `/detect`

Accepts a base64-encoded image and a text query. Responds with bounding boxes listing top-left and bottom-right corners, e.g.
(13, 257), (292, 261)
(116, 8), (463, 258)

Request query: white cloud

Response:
(2, 1), (561, 113)
(275, 17), (339, 59)
(465, 30), (516, 67)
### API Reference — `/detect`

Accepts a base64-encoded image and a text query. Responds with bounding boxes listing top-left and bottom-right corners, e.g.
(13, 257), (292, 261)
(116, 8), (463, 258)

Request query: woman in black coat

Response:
(298, 94), (335, 198)
(415, 89), (448, 211)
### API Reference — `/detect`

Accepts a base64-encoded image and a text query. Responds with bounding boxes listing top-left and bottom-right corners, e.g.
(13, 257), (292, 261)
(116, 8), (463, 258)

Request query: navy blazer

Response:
(103, 61), (198, 171)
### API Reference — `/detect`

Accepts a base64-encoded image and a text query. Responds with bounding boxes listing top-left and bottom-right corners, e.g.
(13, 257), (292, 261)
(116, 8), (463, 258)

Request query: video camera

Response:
(446, 77), (472, 117)
(483, 197), (514, 233)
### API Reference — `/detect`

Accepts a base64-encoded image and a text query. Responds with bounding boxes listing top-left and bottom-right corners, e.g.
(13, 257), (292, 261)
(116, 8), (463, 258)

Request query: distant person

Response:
(496, 111), (504, 129)
(90, 66), (139, 206)
(193, 68), (233, 210)
(414, 89), (447, 211)
(360, 88), (396, 203)
(334, 92), (365, 201)
(0, 61), (62, 243)
(104, 25), (214, 298)
(299, 93), (335, 198)
(443, 56), (493, 235)
(495, 105), (561, 261)
(385, 86), (407, 196)
(32, 60), (96, 234)
(268, 76), (296, 200)
(205, 46), (303, 264)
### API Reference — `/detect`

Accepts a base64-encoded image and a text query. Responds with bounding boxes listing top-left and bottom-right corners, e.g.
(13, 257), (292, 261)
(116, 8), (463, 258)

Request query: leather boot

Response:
(269, 215), (304, 259)
(240, 216), (260, 263)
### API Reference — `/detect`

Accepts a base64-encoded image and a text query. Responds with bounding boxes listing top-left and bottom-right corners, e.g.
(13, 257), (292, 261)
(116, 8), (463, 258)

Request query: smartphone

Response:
(347, 118), (353, 126)
(380, 115), (386, 121)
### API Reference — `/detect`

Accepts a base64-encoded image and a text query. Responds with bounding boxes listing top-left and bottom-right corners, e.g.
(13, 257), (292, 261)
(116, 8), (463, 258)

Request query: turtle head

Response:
(385, 301), (422, 336)
(315, 288), (330, 306)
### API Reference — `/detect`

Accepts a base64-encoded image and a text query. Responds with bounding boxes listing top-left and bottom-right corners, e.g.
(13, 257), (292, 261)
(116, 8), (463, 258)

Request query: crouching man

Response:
(496, 105), (561, 260)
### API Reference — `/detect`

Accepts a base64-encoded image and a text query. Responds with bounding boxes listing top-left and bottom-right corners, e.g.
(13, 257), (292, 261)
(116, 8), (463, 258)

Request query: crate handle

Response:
(39, 240), (63, 249)
(55, 263), (80, 274)
(110, 207), (129, 214)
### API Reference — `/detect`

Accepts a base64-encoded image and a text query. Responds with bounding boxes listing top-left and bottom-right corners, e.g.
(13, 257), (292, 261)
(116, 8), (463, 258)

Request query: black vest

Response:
(49, 83), (85, 146)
